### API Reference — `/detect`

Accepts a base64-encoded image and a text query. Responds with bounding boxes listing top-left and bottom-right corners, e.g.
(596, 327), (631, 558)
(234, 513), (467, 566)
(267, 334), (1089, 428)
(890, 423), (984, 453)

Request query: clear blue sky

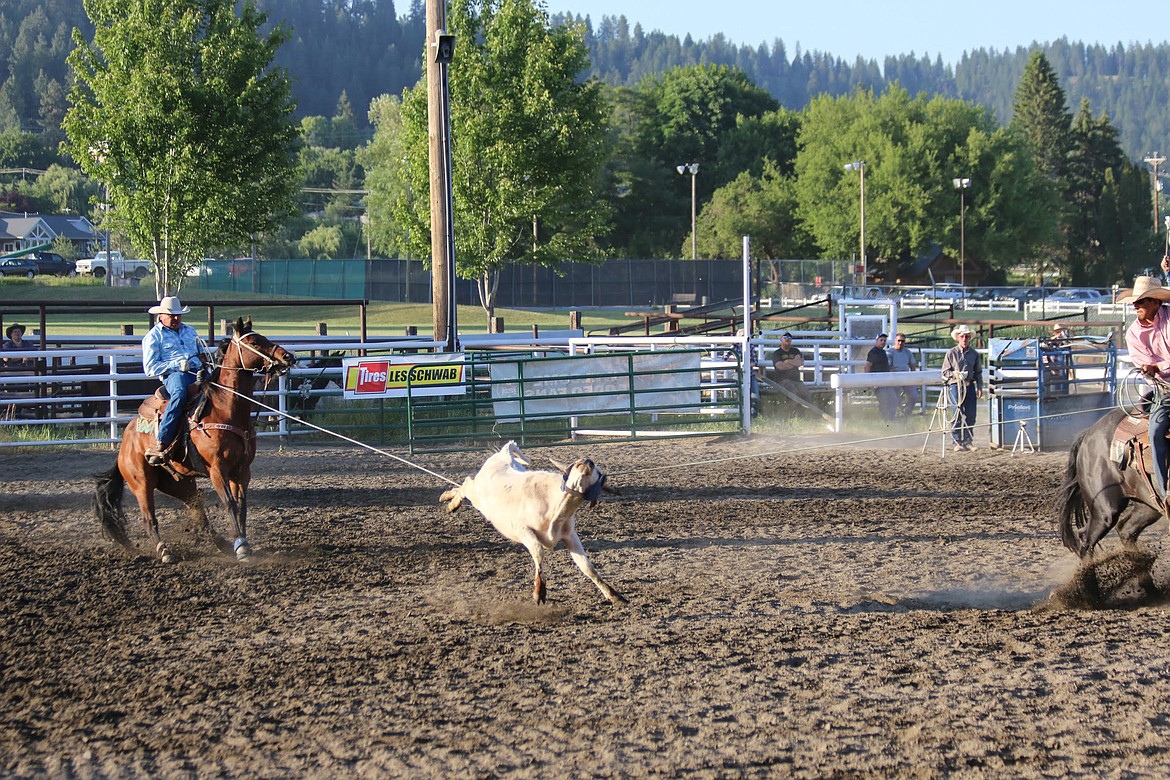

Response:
(541, 0), (1167, 66)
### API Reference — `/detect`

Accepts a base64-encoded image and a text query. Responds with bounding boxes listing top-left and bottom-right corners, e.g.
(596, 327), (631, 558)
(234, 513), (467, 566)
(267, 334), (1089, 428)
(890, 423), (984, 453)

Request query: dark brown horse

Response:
(95, 316), (296, 563)
(1056, 408), (1165, 558)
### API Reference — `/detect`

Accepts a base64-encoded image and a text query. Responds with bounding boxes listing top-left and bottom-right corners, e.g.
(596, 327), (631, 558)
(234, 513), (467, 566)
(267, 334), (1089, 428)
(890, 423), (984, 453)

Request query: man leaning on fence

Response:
(1119, 275), (1170, 501)
(142, 296), (204, 466)
(768, 332), (811, 403)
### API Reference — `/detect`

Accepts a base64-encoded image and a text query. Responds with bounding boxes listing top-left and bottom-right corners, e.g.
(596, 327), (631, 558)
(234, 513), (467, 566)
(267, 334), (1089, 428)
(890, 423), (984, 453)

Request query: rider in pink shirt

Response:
(1121, 275), (1170, 500)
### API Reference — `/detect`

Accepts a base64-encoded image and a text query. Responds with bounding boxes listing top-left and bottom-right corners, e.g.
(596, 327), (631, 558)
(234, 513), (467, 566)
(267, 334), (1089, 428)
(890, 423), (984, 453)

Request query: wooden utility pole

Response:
(427, 0), (452, 350)
(1145, 152), (1165, 233)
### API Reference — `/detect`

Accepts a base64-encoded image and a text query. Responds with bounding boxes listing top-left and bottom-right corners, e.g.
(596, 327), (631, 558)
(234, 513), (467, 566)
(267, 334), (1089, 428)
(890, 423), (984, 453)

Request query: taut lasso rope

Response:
(208, 379), (461, 487)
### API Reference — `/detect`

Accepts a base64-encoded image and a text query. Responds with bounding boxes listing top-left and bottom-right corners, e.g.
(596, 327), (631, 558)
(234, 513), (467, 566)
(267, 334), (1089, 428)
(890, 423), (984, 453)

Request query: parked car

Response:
(0, 257), (37, 278)
(17, 250), (75, 277)
(1046, 288), (1105, 303)
(1009, 287), (1049, 303)
(969, 286), (1016, 301)
(899, 283), (969, 303)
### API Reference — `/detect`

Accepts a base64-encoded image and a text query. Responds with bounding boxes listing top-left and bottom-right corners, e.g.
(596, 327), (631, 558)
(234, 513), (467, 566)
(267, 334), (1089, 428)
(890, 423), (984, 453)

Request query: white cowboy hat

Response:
(1117, 276), (1170, 304)
(148, 296), (191, 315)
(950, 324), (974, 340)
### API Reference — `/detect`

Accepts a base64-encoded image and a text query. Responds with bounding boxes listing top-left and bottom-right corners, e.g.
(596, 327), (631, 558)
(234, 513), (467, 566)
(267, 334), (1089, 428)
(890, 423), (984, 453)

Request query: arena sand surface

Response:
(3, 430), (1170, 778)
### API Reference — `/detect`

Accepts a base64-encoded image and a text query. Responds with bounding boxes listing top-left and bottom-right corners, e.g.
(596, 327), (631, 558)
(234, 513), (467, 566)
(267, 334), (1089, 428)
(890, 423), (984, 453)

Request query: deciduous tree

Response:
(371, 0), (611, 324)
(62, 0), (300, 294)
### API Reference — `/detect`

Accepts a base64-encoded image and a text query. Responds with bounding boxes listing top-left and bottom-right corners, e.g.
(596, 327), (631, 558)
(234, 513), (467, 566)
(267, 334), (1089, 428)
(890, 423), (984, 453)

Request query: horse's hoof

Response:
(233, 536), (252, 561)
(157, 543), (176, 564)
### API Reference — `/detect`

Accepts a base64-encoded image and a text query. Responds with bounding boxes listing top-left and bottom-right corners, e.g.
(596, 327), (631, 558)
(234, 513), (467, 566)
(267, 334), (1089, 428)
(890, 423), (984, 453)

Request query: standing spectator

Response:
(941, 324), (983, 451)
(864, 333), (898, 420)
(768, 332), (811, 403)
(1, 323), (34, 367)
(886, 332), (920, 416)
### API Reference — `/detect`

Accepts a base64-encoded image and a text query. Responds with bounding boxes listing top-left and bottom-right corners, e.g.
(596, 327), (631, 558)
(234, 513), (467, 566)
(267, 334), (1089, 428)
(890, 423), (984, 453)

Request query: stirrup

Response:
(146, 440), (174, 465)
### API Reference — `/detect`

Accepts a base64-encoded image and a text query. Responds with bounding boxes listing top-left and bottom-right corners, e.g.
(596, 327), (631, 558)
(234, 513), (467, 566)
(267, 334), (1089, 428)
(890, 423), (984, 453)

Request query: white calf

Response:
(440, 441), (625, 604)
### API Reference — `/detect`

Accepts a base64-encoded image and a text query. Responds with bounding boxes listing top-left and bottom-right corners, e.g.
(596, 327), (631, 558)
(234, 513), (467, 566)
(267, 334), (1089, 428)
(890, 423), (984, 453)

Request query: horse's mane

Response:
(209, 317), (255, 379)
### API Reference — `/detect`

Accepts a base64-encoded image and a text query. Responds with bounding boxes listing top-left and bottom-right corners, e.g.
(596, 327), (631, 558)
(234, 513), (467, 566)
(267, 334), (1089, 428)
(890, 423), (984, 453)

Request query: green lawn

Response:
(0, 276), (635, 337)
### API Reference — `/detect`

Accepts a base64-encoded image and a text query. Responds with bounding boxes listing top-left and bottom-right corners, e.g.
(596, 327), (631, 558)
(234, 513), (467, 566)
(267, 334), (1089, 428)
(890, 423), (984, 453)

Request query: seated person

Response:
(1, 322), (34, 368)
(768, 332), (811, 402)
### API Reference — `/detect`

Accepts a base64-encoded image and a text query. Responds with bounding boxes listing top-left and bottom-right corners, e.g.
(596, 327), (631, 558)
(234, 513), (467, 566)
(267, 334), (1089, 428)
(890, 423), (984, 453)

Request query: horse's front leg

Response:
(207, 465), (252, 561)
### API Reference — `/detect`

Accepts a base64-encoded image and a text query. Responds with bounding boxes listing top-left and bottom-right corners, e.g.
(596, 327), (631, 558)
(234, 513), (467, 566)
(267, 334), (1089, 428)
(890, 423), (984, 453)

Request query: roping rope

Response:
(207, 378), (461, 487)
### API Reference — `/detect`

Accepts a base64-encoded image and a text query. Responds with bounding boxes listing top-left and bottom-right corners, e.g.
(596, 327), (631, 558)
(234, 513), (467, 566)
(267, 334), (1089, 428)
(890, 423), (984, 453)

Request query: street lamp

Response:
(953, 177), (971, 289)
(844, 161), (866, 289)
(677, 163), (699, 260)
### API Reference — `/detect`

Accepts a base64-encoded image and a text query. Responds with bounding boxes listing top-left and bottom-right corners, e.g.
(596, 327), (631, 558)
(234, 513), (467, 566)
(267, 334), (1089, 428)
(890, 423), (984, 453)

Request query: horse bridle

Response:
(219, 331), (292, 376)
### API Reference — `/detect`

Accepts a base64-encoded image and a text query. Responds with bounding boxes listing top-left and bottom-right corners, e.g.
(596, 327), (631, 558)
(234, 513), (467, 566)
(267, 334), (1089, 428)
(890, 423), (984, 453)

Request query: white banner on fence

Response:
(341, 354), (467, 399)
(490, 351), (702, 418)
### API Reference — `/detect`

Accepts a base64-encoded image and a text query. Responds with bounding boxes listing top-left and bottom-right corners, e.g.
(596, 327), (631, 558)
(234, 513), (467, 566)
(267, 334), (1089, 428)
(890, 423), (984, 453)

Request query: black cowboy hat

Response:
(5, 322), (25, 339)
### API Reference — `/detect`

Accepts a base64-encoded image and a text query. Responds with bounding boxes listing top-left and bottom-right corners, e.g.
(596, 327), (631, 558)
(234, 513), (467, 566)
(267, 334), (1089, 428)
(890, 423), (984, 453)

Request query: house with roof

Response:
(872, 241), (989, 288)
(0, 212), (101, 258)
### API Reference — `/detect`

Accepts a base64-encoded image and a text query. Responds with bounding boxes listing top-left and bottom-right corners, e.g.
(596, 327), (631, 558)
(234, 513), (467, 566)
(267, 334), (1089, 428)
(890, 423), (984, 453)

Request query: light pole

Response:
(677, 163), (699, 260)
(844, 161), (866, 290)
(953, 177), (970, 289)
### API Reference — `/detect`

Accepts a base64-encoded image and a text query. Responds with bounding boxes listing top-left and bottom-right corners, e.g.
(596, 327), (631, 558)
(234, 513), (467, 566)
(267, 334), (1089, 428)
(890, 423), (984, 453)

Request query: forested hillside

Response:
(1, 1), (1167, 159)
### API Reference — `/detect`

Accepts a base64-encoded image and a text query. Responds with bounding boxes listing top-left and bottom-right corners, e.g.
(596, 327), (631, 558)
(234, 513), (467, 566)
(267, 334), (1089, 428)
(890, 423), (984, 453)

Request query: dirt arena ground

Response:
(4, 430), (1170, 778)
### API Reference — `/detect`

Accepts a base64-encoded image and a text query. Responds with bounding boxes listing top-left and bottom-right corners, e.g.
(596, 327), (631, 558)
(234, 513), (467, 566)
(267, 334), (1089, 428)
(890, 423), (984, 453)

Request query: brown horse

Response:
(94, 316), (296, 563)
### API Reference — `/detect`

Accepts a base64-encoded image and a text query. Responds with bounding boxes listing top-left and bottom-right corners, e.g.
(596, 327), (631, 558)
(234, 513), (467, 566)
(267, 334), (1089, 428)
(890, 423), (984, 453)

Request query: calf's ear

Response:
(549, 458), (569, 473)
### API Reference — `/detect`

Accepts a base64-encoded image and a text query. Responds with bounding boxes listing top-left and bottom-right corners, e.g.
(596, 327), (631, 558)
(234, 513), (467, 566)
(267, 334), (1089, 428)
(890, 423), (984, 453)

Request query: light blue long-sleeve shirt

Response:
(142, 322), (202, 377)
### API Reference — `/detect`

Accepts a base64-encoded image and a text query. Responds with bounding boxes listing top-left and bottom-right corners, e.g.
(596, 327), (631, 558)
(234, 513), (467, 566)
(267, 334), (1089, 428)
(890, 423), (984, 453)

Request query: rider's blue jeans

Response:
(1151, 391), (1170, 499)
(157, 369), (194, 449)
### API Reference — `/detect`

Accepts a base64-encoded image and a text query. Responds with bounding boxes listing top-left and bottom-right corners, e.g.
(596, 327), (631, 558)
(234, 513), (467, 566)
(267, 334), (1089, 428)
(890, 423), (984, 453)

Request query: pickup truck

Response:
(74, 251), (152, 279)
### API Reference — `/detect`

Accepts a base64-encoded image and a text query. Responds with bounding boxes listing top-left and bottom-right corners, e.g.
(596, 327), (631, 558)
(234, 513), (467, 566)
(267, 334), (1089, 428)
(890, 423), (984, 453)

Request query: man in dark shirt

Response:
(768, 332), (811, 402)
(864, 333), (898, 420)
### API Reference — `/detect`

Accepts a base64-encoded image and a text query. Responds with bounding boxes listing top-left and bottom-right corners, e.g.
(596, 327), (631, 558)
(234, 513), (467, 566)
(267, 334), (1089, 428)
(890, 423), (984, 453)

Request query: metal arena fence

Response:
(0, 338), (747, 453)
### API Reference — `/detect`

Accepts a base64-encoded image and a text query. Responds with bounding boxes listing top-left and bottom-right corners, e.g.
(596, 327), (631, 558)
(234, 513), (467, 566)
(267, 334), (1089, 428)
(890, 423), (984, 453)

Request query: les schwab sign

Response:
(341, 355), (467, 399)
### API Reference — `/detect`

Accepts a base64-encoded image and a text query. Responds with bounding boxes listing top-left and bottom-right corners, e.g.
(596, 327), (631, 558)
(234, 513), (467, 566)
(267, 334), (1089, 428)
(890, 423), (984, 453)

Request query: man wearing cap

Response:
(768, 332), (811, 402)
(142, 296), (203, 465)
(1119, 275), (1170, 499)
(941, 324), (983, 451)
(864, 333), (899, 420)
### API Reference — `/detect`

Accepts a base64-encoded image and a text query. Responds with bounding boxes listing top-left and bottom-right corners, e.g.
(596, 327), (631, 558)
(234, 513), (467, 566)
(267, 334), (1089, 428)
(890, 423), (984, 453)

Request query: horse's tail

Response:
(1056, 430), (1090, 555)
(94, 463), (131, 549)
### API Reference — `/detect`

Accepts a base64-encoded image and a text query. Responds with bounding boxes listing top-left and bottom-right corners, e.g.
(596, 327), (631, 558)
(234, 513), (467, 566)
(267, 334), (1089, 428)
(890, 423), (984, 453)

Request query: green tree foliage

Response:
(0, 131), (57, 169)
(252, 0), (426, 124)
(607, 63), (778, 257)
(363, 94), (412, 258)
(794, 87), (1055, 277)
(378, 0), (611, 322)
(1065, 99), (1154, 284)
(298, 224), (342, 258)
(1010, 52), (1072, 182)
(714, 107), (802, 181)
(24, 163), (95, 215)
(691, 160), (814, 261)
(62, 0), (301, 294)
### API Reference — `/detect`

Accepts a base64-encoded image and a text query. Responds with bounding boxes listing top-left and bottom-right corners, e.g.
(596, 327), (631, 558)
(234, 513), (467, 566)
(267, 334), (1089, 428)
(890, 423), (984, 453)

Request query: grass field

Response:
(0, 276), (636, 337)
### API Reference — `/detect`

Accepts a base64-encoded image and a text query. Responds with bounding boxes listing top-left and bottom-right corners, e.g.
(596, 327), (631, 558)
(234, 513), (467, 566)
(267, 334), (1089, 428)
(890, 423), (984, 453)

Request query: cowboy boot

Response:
(145, 437), (170, 466)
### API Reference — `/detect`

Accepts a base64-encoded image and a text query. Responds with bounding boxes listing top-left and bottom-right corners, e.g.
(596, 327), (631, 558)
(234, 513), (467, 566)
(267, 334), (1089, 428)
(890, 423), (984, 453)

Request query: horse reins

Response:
(195, 330), (291, 443)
